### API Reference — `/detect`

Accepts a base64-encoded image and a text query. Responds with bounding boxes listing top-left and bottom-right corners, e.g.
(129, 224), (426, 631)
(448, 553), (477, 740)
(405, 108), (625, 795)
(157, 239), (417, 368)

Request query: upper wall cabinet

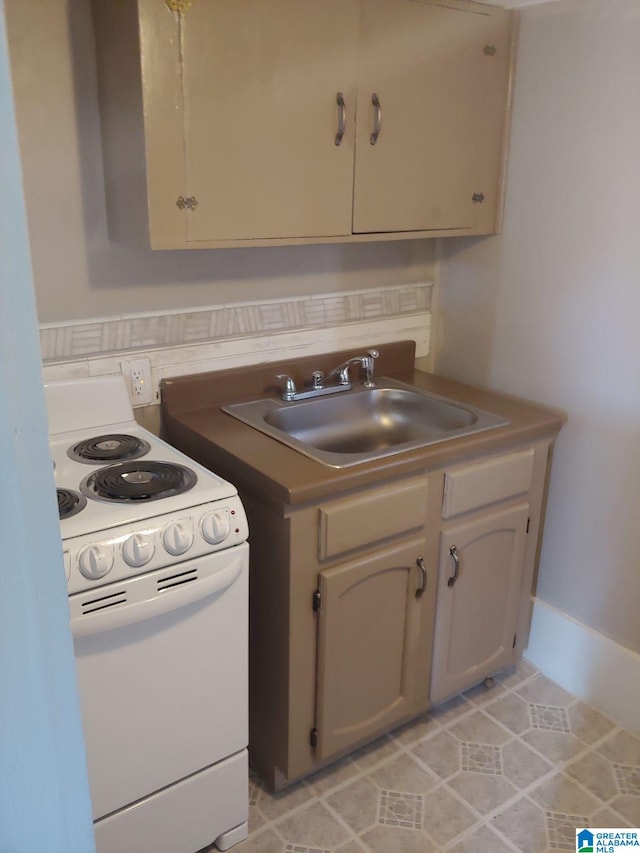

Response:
(92, 0), (515, 249)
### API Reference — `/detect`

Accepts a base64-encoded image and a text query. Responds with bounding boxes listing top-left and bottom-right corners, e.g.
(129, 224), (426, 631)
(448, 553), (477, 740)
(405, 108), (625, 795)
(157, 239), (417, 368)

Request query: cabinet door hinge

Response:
(310, 727), (318, 749)
(165, 0), (193, 14)
(526, 517), (531, 533)
(312, 590), (321, 613)
(513, 634), (517, 649)
(176, 195), (198, 211)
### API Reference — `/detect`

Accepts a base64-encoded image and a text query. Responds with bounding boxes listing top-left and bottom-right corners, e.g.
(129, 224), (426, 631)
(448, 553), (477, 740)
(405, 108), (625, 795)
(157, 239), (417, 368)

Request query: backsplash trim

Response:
(40, 282), (432, 362)
(40, 283), (432, 408)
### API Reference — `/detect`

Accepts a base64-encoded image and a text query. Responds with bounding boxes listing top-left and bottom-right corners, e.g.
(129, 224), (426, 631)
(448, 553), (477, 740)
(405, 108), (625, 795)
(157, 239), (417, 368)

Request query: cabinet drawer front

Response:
(319, 479), (427, 560)
(442, 448), (534, 519)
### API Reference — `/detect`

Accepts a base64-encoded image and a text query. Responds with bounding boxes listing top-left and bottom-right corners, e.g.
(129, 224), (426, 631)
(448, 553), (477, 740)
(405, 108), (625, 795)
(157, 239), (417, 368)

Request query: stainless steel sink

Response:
(222, 378), (509, 468)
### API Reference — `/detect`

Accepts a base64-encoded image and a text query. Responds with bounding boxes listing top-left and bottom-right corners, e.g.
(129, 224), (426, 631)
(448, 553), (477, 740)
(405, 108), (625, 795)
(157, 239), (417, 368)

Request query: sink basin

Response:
(222, 378), (509, 468)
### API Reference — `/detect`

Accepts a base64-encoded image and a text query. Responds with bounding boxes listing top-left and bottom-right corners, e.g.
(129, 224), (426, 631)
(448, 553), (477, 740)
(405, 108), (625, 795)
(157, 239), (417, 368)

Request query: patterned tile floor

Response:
(223, 661), (640, 853)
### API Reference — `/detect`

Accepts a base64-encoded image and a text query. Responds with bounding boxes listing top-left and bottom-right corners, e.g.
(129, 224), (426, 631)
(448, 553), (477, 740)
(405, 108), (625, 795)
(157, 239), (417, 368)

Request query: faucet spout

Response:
(326, 349), (379, 389)
(274, 349), (379, 402)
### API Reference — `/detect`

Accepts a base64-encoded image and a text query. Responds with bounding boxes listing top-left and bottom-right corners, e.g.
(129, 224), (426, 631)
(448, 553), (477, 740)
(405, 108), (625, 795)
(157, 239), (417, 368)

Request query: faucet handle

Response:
(275, 374), (297, 401)
(367, 349), (380, 361)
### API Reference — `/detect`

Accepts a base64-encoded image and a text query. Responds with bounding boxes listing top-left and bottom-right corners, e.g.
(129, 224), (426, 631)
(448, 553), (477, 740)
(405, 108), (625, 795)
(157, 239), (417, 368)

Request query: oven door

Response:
(71, 543), (248, 822)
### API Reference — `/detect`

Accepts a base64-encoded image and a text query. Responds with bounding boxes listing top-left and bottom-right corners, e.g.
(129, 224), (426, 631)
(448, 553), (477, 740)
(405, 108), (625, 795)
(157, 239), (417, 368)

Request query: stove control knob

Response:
(162, 520), (194, 556)
(201, 508), (231, 545)
(122, 533), (155, 568)
(78, 543), (114, 580)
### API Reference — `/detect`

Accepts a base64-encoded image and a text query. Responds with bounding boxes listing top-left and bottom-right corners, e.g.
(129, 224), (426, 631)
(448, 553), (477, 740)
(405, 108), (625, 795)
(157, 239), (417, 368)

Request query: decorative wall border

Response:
(39, 282), (432, 362)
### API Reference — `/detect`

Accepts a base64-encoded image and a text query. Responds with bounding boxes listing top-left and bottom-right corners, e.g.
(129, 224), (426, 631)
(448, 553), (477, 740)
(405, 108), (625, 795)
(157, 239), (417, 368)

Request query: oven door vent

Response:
(156, 567), (198, 592)
(81, 588), (128, 615)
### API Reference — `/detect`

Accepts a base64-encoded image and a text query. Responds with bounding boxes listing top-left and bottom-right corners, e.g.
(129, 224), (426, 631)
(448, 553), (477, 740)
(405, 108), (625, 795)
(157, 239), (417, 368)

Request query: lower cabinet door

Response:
(314, 537), (430, 760)
(430, 503), (529, 705)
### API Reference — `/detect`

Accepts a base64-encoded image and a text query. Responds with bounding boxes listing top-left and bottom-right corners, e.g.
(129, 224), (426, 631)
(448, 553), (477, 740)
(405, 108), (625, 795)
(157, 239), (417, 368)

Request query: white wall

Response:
(5, 0), (434, 324)
(0, 5), (95, 849)
(435, 0), (640, 654)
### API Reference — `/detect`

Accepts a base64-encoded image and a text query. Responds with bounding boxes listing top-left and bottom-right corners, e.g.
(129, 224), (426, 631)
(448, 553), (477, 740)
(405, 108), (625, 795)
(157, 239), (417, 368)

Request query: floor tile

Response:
(565, 750), (620, 801)
(495, 658), (538, 689)
(350, 735), (399, 771)
(515, 674), (575, 708)
(249, 805), (268, 834)
(256, 780), (314, 821)
(491, 796), (549, 853)
(233, 828), (286, 853)
(421, 784), (478, 845)
(274, 801), (350, 849)
(463, 678), (507, 707)
(527, 771), (600, 817)
(447, 770), (518, 814)
(367, 751), (439, 795)
(244, 663), (640, 853)
(501, 738), (553, 789)
(411, 729), (461, 780)
(378, 789), (424, 829)
(389, 710), (440, 746)
(545, 809), (589, 850)
(448, 710), (512, 746)
(325, 776), (379, 835)
(446, 822), (514, 853)
(306, 756), (360, 796)
(521, 727), (587, 764)
(592, 805), (631, 828)
(484, 692), (532, 735)
(610, 793), (640, 826)
(334, 841), (368, 853)
(596, 729), (640, 766)
(567, 701), (617, 745)
(360, 824), (438, 853)
(429, 694), (471, 724)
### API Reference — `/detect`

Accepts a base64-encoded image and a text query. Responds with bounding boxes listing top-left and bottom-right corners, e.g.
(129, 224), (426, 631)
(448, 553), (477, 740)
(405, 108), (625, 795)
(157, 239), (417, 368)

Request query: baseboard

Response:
(525, 597), (640, 736)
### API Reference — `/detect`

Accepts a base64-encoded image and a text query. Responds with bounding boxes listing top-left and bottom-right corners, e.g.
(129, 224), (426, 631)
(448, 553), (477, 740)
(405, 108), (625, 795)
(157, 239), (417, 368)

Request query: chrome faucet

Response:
(324, 349), (379, 389)
(275, 349), (379, 401)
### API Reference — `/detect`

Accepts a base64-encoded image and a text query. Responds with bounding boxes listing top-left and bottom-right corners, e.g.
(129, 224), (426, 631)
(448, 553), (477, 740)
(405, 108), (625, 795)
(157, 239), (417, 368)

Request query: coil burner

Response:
(81, 460), (197, 503)
(57, 488), (87, 520)
(69, 434), (151, 464)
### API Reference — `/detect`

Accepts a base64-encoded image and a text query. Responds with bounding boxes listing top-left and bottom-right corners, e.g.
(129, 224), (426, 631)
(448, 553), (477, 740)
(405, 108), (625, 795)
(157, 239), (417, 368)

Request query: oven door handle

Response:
(70, 547), (246, 639)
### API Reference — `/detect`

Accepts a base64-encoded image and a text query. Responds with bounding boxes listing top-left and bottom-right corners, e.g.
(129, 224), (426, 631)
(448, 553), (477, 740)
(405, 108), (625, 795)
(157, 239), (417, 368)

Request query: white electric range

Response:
(46, 375), (249, 853)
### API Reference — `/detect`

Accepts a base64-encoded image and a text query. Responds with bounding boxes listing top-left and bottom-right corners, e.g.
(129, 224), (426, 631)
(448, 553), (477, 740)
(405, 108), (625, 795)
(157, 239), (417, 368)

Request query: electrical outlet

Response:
(121, 358), (153, 406)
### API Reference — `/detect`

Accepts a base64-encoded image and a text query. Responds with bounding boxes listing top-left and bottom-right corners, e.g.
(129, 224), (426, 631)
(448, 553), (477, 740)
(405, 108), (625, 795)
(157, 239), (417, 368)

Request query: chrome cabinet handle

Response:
(370, 93), (382, 145)
(448, 545), (460, 587)
(415, 556), (427, 599)
(335, 92), (346, 146)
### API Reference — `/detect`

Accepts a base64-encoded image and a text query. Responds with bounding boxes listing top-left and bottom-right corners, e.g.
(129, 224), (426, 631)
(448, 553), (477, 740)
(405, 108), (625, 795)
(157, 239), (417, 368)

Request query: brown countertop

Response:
(160, 341), (565, 508)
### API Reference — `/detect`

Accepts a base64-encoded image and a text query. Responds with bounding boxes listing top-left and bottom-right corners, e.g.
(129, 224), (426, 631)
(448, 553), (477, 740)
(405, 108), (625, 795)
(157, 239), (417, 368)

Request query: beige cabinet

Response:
(430, 447), (540, 704)
(180, 0), (359, 242)
(353, 0), (513, 235)
(430, 503), (529, 704)
(92, 0), (514, 248)
(315, 537), (430, 759)
(240, 473), (439, 789)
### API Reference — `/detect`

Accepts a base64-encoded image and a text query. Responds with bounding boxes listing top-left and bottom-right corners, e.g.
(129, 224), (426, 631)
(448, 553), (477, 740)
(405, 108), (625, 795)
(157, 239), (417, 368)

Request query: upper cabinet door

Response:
(353, 0), (512, 234)
(181, 0), (359, 242)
